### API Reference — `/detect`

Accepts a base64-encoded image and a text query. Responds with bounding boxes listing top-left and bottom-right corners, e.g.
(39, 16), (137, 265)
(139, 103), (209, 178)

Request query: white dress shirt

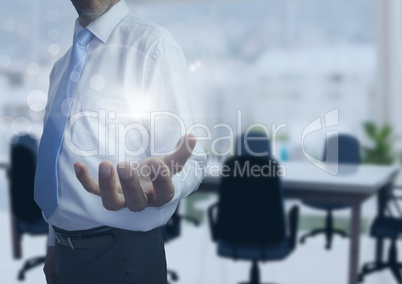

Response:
(45, 0), (207, 245)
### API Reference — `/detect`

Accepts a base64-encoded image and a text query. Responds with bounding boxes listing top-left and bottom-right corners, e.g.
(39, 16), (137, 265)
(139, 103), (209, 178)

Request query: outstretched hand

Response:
(74, 134), (197, 212)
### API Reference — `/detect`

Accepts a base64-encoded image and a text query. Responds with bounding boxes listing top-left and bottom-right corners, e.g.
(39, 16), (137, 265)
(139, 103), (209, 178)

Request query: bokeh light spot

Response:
(90, 74), (106, 91)
(29, 124), (43, 139)
(27, 90), (47, 111)
(12, 117), (32, 135)
(108, 111), (117, 120)
(29, 108), (45, 121)
(189, 64), (197, 72)
(48, 43), (61, 56)
(27, 62), (40, 76)
(61, 98), (74, 116)
(70, 71), (80, 83)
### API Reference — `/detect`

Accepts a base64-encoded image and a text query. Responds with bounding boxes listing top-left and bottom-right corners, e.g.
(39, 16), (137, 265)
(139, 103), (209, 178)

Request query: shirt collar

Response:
(73, 0), (129, 43)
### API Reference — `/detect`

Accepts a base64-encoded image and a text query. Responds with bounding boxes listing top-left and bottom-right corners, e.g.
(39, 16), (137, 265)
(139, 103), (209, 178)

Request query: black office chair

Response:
(359, 187), (402, 283)
(208, 155), (299, 284)
(234, 130), (271, 158)
(7, 135), (48, 281)
(299, 133), (361, 249)
(162, 203), (200, 283)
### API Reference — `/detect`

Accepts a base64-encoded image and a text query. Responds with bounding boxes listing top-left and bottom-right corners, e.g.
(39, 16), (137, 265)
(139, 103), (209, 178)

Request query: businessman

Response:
(34, 0), (207, 283)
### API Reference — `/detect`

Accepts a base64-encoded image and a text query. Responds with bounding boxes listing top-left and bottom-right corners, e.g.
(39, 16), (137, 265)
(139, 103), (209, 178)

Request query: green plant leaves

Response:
(362, 121), (395, 165)
(363, 122), (376, 140)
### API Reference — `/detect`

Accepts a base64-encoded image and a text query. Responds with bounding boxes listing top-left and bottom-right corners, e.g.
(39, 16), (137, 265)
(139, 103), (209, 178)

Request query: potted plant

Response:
(361, 122), (396, 165)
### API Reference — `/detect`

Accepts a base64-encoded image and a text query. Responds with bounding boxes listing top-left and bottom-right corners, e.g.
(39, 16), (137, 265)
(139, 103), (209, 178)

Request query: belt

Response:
(53, 226), (115, 250)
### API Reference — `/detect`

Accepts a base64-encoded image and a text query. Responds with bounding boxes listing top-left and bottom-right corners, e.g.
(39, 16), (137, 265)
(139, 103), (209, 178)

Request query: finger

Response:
(162, 134), (197, 175)
(147, 158), (174, 207)
(74, 162), (100, 195)
(117, 162), (148, 212)
(98, 161), (125, 211)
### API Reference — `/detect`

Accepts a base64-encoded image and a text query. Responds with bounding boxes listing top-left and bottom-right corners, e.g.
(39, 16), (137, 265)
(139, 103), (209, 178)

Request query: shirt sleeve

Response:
(143, 41), (207, 203)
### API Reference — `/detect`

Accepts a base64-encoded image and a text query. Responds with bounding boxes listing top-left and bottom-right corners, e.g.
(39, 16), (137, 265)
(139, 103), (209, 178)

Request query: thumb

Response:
(162, 134), (197, 175)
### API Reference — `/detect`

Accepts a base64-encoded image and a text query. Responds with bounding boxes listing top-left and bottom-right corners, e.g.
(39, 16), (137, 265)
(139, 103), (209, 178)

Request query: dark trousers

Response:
(55, 227), (167, 284)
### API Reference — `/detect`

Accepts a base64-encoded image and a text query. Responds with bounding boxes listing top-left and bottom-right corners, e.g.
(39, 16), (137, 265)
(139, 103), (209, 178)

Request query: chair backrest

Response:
(216, 155), (286, 245)
(8, 135), (42, 223)
(234, 131), (271, 158)
(323, 133), (361, 164)
(161, 206), (180, 243)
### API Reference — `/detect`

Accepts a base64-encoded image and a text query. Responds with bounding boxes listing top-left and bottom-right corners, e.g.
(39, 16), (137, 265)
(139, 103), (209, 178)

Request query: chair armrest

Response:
(208, 202), (219, 242)
(10, 213), (22, 259)
(288, 205), (299, 248)
(6, 168), (11, 181)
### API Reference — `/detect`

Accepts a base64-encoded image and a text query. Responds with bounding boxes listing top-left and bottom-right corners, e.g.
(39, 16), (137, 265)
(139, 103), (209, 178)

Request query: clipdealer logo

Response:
(301, 108), (339, 175)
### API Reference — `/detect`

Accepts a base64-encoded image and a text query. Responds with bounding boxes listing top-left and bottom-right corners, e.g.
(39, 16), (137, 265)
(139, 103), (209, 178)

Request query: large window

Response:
(0, 0), (377, 161)
(0, 0), (76, 157)
(133, 0), (376, 159)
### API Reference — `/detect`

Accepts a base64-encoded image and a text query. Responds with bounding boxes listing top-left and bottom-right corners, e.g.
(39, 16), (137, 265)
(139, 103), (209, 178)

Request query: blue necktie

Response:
(34, 29), (94, 219)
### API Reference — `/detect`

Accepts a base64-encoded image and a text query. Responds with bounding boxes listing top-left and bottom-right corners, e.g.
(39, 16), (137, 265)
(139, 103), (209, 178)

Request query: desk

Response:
(199, 161), (400, 284)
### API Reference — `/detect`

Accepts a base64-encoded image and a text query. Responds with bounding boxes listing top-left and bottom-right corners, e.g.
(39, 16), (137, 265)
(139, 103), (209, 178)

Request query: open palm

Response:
(73, 134), (197, 211)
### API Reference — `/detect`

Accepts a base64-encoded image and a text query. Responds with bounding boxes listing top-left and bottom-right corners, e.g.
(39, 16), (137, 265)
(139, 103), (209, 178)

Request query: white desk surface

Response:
(281, 161), (400, 194)
(203, 160), (400, 195)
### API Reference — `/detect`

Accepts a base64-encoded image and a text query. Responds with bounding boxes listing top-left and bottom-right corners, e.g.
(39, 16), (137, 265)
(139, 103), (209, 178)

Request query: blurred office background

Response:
(1, 0), (402, 283)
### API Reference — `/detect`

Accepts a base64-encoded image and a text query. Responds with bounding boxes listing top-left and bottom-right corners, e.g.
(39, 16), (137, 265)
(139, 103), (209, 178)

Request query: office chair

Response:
(162, 203), (200, 283)
(299, 133), (361, 250)
(234, 131), (271, 158)
(208, 155), (299, 284)
(359, 187), (402, 283)
(7, 135), (48, 281)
